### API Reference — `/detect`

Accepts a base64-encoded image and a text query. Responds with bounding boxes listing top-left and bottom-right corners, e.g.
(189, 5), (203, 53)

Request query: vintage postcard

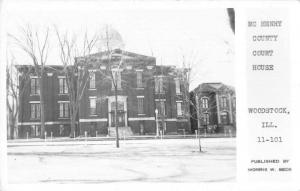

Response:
(0, 1), (299, 191)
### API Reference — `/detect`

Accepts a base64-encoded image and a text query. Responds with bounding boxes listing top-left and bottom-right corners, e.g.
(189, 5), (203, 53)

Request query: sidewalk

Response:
(7, 133), (236, 146)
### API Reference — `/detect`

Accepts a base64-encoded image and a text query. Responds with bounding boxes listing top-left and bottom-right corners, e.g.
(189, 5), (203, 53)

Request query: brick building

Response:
(190, 83), (236, 134)
(16, 49), (191, 138)
(16, 66), (72, 138)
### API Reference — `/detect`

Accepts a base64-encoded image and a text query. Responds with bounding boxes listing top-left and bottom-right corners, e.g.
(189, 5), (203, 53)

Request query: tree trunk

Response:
(40, 71), (46, 139)
(70, 112), (77, 138)
(11, 117), (17, 139)
(8, 111), (18, 139)
(9, 114), (14, 139)
(14, 121), (18, 139)
(7, 113), (12, 139)
(114, 87), (119, 148)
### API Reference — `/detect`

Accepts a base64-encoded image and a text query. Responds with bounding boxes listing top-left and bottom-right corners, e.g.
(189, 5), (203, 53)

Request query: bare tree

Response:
(57, 25), (129, 147)
(55, 28), (99, 138)
(181, 52), (233, 152)
(178, 53), (208, 152)
(9, 25), (50, 139)
(6, 54), (31, 139)
(99, 26), (126, 148)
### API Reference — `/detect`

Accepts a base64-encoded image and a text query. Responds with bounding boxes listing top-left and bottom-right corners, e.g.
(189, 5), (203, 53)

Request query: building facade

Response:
(77, 49), (190, 136)
(190, 83), (236, 134)
(17, 66), (72, 138)
(16, 49), (191, 138)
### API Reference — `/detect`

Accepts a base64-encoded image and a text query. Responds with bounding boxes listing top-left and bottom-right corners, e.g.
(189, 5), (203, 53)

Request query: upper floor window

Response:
(112, 70), (121, 89)
(89, 72), (96, 89)
(176, 102), (183, 116)
(30, 78), (40, 95)
(221, 96), (227, 108)
(137, 97), (144, 114)
(137, 71), (143, 88)
(201, 97), (209, 109)
(175, 78), (181, 94)
(30, 103), (40, 119)
(59, 77), (68, 94)
(59, 102), (69, 118)
(155, 76), (164, 93)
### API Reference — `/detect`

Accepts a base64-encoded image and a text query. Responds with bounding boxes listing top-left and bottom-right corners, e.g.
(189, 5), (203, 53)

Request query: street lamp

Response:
(155, 109), (159, 137)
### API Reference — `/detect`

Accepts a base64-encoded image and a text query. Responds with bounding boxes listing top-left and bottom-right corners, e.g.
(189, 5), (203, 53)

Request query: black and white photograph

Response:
(4, 1), (236, 184)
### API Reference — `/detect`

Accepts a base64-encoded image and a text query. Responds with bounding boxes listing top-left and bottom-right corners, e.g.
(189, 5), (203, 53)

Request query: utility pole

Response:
(195, 94), (202, 152)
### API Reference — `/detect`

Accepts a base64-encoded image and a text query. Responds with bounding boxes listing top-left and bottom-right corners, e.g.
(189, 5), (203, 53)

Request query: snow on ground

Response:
(7, 138), (236, 183)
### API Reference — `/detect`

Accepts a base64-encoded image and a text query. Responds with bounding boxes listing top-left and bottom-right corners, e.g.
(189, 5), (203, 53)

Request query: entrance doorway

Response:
(108, 96), (128, 127)
(158, 121), (166, 134)
(111, 111), (125, 127)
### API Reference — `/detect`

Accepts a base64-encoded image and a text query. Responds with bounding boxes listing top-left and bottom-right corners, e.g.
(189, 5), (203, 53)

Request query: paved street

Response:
(7, 138), (236, 183)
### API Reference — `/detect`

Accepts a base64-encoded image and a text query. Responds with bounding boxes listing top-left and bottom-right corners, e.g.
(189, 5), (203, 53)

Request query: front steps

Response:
(108, 126), (133, 137)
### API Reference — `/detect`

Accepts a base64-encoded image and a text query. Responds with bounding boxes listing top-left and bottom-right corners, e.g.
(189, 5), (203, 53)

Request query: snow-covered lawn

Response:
(7, 138), (236, 183)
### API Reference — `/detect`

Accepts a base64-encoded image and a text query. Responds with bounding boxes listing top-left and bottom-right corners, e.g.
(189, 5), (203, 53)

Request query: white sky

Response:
(3, 1), (235, 90)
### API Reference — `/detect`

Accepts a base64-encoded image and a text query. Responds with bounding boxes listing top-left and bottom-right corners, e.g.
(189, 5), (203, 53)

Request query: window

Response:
(30, 125), (40, 137)
(89, 72), (96, 89)
(176, 102), (183, 116)
(156, 100), (166, 115)
(221, 96), (227, 108)
(137, 71), (143, 88)
(203, 113), (209, 125)
(30, 103), (40, 119)
(59, 77), (68, 94)
(202, 97), (209, 109)
(175, 78), (181, 94)
(59, 102), (69, 118)
(233, 97), (236, 108)
(90, 97), (96, 115)
(221, 112), (228, 124)
(112, 70), (121, 89)
(30, 78), (40, 95)
(137, 97), (144, 114)
(59, 125), (64, 136)
(155, 76), (164, 93)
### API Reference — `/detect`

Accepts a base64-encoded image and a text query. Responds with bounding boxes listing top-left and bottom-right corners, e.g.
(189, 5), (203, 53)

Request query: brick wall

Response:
(17, 50), (191, 138)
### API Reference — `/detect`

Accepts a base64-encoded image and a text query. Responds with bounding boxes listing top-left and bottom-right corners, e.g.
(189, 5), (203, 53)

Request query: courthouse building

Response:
(16, 49), (191, 138)
(190, 83), (236, 134)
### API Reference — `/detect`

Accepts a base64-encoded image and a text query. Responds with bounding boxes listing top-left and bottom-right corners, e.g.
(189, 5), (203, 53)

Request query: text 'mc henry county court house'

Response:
(16, 49), (236, 138)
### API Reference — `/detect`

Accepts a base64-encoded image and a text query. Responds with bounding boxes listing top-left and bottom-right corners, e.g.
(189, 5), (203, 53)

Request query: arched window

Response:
(201, 97), (209, 109)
